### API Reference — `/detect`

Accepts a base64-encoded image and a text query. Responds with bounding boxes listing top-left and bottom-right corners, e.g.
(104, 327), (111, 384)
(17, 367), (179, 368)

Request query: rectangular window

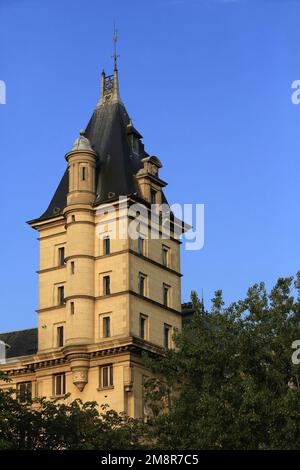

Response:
(104, 237), (110, 255)
(71, 261), (75, 274)
(164, 324), (171, 348)
(53, 373), (66, 396)
(58, 247), (65, 266)
(103, 275), (111, 295)
(57, 326), (64, 347)
(150, 189), (157, 205)
(103, 316), (111, 338)
(17, 382), (32, 403)
(138, 273), (146, 296)
(162, 246), (169, 267)
(82, 166), (86, 181)
(138, 237), (144, 255)
(132, 135), (139, 154)
(99, 365), (113, 388)
(140, 314), (148, 340)
(58, 286), (65, 305)
(163, 284), (170, 307)
(70, 302), (74, 315)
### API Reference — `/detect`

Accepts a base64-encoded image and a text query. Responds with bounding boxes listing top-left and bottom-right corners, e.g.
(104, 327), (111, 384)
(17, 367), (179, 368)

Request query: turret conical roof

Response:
(35, 68), (148, 221)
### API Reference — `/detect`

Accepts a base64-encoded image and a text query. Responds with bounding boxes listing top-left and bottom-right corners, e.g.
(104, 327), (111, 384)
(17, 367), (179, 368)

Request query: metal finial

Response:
(112, 23), (120, 70)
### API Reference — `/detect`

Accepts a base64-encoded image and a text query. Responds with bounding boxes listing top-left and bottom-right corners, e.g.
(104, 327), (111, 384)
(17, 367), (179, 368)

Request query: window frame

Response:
(103, 275), (111, 295)
(164, 324), (171, 348)
(139, 313), (148, 340)
(162, 245), (170, 267)
(57, 325), (64, 347)
(16, 381), (32, 403)
(138, 237), (144, 256)
(138, 273), (147, 297)
(58, 286), (65, 306)
(103, 237), (110, 256)
(150, 188), (157, 205)
(58, 247), (65, 267)
(53, 373), (66, 396)
(131, 135), (139, 154)
(99, 364), (114, 389)
(103, 316), (111, 338)
(163, 283), (170, 307)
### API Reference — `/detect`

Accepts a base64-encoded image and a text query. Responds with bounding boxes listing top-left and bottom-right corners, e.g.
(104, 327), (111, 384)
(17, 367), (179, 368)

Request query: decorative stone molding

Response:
(72, 368), (89, 392)
(3, 338), (163, 377)
(68, 353), (90, 392)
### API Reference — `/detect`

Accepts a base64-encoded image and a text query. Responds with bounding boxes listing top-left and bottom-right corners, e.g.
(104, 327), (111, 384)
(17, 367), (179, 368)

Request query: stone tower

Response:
(0, 63), (184, 417)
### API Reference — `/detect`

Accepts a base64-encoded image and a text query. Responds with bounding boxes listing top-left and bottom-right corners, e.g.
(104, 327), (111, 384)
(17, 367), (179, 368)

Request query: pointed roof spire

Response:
(112, 23), (120, 102)
(113, 23), (119, 71)
(97, 26), (121, 106)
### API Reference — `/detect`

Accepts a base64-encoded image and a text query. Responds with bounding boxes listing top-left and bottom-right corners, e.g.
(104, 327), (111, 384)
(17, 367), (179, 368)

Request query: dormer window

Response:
(127, 120), (142, 156)
(136, 156), (165, 205)
(132, 135), (139, 154)
(150, 189), (157, 205)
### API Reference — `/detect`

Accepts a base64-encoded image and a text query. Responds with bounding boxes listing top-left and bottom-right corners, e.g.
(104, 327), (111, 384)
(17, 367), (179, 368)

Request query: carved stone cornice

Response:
(2, 337), (163, 377)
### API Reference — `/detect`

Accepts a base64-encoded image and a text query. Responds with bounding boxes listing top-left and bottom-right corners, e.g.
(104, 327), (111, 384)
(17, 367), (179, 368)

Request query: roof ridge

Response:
(0, 327), (37, 335)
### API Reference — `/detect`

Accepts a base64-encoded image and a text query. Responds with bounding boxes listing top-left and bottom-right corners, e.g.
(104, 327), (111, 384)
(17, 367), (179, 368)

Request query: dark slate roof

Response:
(85, 101), (146, 204)
(35, 96), (149, 222)
(126, 121), (143, 139)
(38, 169), (69, 220)
(0, 328), (38, 358)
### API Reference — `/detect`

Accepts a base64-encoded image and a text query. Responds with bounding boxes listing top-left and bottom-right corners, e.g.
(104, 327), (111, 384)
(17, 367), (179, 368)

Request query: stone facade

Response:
(0, 66), (184, 418)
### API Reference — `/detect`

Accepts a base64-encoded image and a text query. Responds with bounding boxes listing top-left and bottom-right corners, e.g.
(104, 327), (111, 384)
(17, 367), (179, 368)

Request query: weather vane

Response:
(112, 23), (120, 70)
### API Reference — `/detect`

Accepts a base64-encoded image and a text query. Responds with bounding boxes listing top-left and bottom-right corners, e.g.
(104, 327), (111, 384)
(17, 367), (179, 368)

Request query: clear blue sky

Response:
(1, 0), (299, 332)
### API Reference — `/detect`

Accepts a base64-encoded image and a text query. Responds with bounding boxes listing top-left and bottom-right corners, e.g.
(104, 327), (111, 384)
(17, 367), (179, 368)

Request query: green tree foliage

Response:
(143, 273), (300, 449)
(1, 273), (300, 449)
(0, 372), (143, 450)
